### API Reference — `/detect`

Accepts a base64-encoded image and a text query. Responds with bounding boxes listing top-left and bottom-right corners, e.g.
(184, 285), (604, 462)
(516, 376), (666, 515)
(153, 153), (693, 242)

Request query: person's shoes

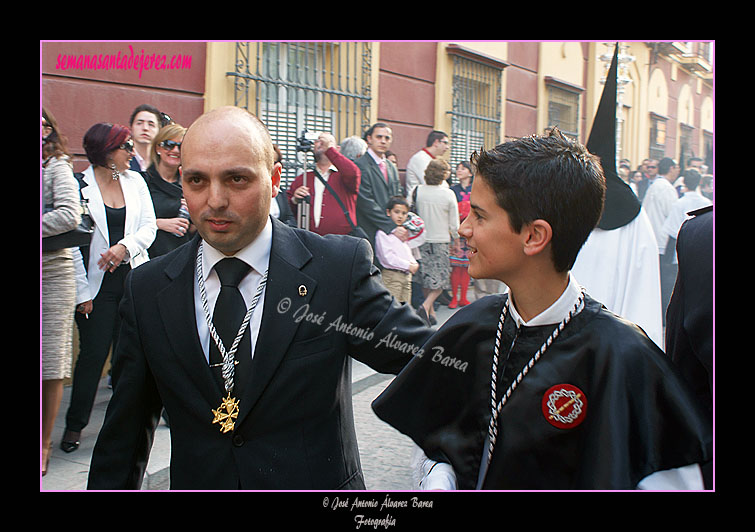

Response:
(60, 430), (81, 453)
(437, 291), (452, 305)
(42, 442), (52, 476)
(417, 306), (431, 327)
(459, 299), (471, 307)
(429, 314), (437, 326)
(448, 297), (458, 309)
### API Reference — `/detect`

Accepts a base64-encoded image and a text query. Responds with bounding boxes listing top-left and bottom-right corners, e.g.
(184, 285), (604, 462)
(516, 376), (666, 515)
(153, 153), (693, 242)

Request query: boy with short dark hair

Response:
(373, 128), (712, 490)
(375, 196), (420, 304)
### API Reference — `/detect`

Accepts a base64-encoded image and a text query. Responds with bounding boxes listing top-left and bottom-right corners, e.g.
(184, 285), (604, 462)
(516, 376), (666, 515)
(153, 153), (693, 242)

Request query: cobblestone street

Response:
(351, 362), (416, 491)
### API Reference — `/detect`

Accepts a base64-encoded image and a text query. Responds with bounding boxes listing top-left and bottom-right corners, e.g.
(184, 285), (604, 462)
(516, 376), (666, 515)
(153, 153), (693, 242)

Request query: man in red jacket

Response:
(287, 132), (361, 236)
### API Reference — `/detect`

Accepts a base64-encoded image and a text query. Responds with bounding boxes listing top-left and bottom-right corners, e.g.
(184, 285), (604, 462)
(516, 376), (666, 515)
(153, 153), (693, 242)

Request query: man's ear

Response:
(271, 162), (282, 197)
(522, 219), (553, 257)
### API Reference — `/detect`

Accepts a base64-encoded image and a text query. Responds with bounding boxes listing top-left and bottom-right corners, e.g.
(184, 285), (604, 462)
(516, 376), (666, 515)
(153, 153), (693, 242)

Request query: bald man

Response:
(87, 107), (431, 490)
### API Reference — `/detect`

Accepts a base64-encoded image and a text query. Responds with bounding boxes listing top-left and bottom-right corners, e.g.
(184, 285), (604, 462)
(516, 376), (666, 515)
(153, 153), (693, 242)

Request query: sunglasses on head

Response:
(160, 140), (182, 151)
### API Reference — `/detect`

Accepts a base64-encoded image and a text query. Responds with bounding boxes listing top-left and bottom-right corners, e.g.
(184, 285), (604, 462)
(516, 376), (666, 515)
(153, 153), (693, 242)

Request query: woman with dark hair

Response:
(141, 122), (192, 258)
(41, 108), (80, 475)
(60, 122), (156, 453)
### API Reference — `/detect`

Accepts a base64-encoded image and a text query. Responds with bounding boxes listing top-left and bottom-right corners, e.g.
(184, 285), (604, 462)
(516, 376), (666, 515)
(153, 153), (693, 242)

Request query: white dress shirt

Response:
(132, 149), (149, 172)
(366, 148), (387, 173)
(642, 177), (679, 254)
(312, 166), (334, 228)
(660, 191), (712, 264)
(193, 217), (272, 364)
(405, 148), (433, 200)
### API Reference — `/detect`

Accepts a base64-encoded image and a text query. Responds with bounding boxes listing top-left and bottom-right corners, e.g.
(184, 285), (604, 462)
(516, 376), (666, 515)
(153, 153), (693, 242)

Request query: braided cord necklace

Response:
(196, 242), (268, 433)
(196, 242), (268, 393)
(484, 291), (586, 469)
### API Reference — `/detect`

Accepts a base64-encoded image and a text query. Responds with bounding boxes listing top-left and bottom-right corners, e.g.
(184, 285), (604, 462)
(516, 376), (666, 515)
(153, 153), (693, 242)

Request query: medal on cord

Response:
(196, 242), (268, 433)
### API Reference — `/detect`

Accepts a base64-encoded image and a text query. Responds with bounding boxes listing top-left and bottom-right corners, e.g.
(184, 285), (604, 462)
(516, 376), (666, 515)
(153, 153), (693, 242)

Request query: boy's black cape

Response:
(372, 294), (712, 490)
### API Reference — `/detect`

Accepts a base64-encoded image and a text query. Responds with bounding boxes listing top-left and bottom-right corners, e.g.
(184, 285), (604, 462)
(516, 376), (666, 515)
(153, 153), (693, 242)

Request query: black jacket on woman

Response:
(141, 163), (190, 258)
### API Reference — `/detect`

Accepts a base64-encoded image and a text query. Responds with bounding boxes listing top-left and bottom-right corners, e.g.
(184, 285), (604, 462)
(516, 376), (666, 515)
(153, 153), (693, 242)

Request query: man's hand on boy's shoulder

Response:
(392, 226), (409, 241)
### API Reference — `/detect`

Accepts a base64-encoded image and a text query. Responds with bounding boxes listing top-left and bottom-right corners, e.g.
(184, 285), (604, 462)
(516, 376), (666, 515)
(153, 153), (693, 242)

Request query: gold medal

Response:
(212, 393), (240, 433)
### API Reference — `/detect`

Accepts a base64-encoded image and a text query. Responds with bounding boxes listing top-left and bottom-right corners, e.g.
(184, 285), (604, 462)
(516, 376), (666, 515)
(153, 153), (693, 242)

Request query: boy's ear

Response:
(522, 219), (553, 257)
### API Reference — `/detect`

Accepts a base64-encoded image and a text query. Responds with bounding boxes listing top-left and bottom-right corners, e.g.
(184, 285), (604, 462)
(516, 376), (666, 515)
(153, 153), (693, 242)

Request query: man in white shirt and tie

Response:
(355, 123), (407, 263)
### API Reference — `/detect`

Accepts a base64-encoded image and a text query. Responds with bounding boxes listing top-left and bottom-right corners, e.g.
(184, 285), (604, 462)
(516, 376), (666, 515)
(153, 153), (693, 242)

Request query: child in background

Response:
(375, 196), (420, 304)
(448, 171), (472, 308)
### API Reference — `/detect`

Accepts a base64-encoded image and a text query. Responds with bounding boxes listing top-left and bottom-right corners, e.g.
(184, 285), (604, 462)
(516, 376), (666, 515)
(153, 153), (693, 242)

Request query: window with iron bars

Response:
(547, 85), (580, 140)
(227, 42), (372, 189)
(447, 54), (502, 184)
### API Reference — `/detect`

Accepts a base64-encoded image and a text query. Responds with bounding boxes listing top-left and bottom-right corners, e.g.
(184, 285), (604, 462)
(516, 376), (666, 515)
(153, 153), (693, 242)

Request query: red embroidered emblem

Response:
(542, 384), (587, 429)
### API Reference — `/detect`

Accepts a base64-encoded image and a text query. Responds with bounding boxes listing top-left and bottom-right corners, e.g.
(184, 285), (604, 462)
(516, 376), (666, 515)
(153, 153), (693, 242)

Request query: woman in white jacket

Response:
(61, 123), (156, 453)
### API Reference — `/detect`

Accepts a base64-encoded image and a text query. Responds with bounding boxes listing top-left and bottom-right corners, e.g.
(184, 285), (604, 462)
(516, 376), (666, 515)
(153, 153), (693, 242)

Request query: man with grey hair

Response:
(340, 135), (367, 161)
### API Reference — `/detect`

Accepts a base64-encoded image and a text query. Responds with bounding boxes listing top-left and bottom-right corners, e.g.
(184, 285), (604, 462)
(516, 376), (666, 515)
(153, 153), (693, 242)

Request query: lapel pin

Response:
(298, 285), (307, 297)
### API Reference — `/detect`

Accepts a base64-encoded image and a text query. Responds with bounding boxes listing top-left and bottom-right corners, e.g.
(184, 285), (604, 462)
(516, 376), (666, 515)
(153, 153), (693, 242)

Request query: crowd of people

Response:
(621, 156), (713, 322)
(276, 126), (480, 327)
(41, 102), (712, 491)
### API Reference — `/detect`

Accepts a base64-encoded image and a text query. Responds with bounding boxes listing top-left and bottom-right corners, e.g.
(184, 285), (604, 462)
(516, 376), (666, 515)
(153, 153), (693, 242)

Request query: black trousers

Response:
(65, 265), (129, 433)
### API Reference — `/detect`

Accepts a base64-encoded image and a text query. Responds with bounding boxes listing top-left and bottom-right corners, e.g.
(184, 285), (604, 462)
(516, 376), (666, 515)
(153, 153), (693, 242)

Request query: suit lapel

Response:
(362, 155), (389, 194)
(236, 218), (317, 424)
(80, 167), (109, 244)
(121, 172), (141, 238)
(157, 236), (220, 408)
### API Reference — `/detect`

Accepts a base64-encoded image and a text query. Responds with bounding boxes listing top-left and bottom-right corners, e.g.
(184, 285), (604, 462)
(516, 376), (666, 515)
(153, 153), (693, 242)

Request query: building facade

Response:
(41, 41), (714, 183)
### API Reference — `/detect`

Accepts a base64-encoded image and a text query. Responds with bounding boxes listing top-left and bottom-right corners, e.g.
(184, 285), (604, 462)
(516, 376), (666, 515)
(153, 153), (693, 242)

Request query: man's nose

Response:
(207, 181), (229, 210)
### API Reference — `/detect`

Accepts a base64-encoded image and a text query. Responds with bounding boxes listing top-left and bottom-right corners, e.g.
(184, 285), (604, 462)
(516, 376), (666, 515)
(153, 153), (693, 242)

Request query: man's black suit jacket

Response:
(665, 205), (713, 417)
(664, 205), (713, 489)
(87, 216), (431, 490)
(354, 153), (402, 255)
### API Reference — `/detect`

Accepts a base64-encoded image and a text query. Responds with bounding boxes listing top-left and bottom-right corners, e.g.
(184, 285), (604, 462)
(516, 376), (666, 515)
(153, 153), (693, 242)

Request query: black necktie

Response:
(209, 258), (252, 397)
